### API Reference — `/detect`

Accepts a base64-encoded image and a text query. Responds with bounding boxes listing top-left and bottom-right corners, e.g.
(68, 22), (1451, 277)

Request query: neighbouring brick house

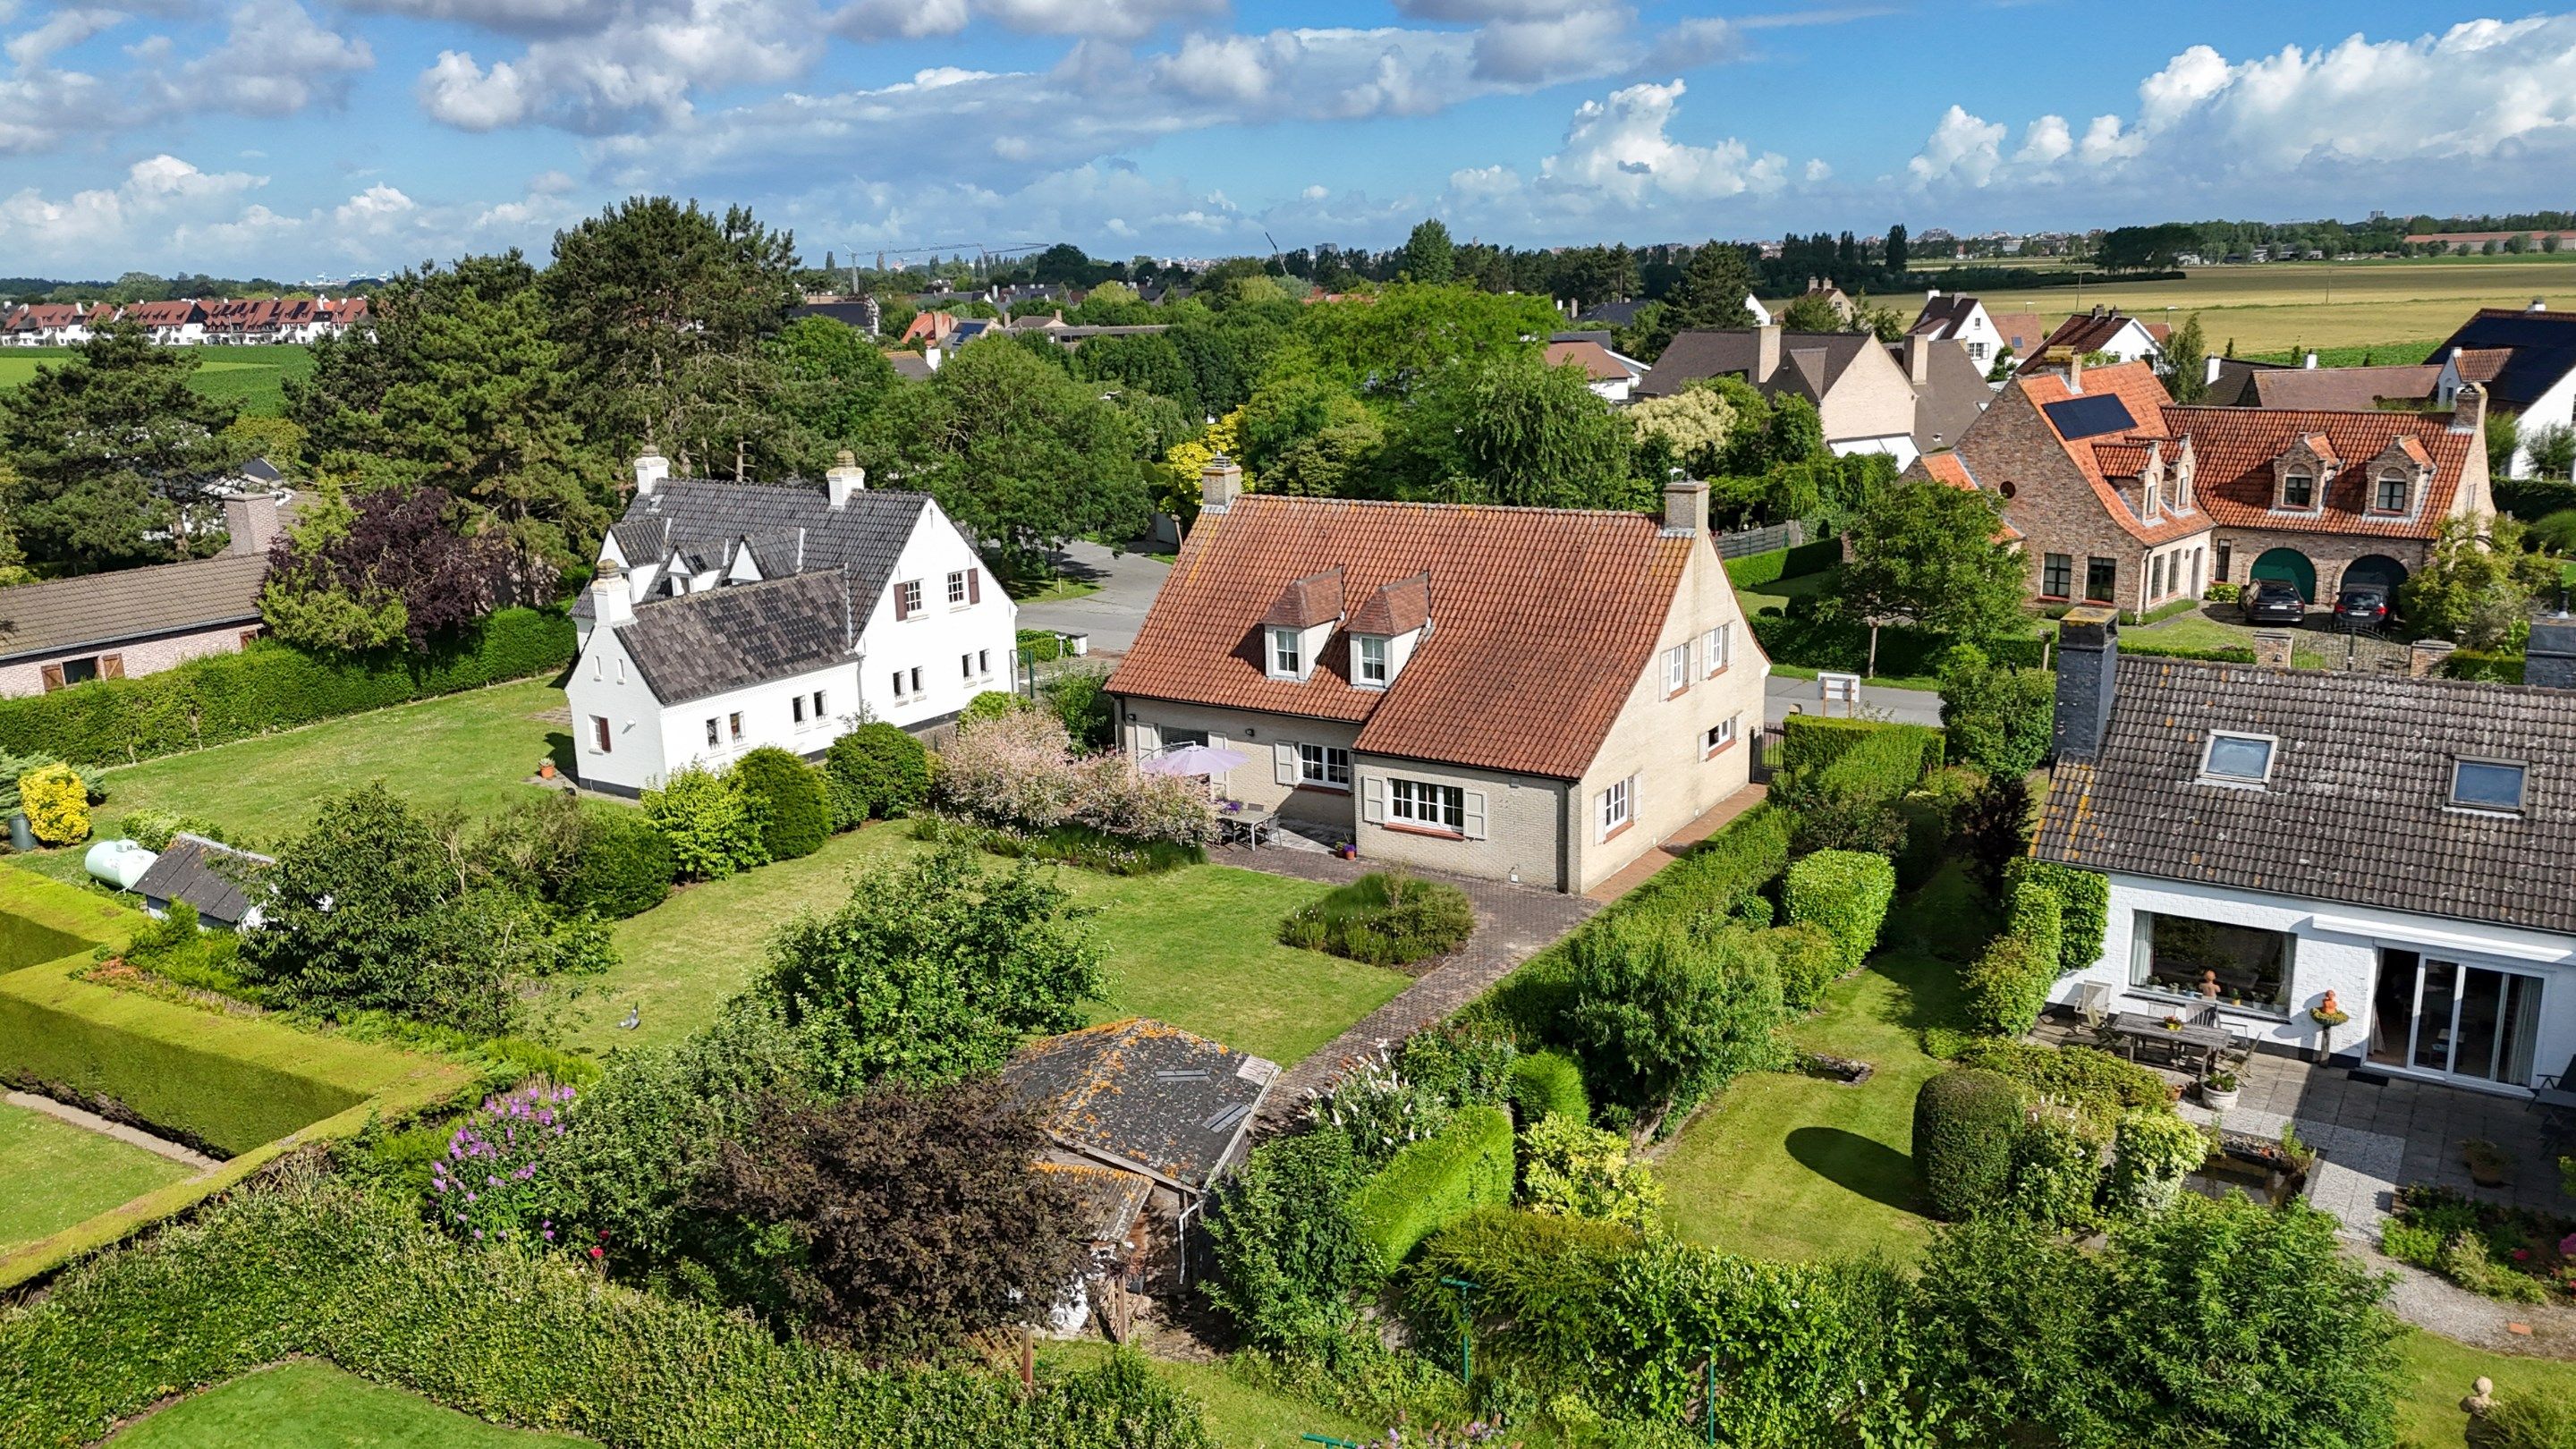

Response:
(1914, 359), (2495, 614)
(0, 494), (290, 698)
(1105, 462), (1769, 894)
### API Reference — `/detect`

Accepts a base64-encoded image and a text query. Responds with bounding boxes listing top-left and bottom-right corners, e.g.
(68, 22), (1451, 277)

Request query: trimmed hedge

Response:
(0, 1175), (1216, 1449)
(2120, 640), (2257, 665)
(1721, 535), (1842, 590)
(1914, 1068), (2026, 1220)
(1348, 1105), (1514, 1276)
(1278, 871), (1475, 967)
(1767, 921), (1847, 1013)
(823, 724), (934, 827)
(1950, 1038), (2172, 1137)
(562, 809), (677, 919)
(1962, 880), (2063, 1037)
(1782, 850), (1896, 970)
(1793, 719), (1942, 807)
(733, 747), (830, 861)
(0, 607), (574, 767)
(1619, 801), (1794, 928)
(1505, 1049), (1589, 1125)
(2448, 649), (2525, 684)
(2005, 859), (2107, 976)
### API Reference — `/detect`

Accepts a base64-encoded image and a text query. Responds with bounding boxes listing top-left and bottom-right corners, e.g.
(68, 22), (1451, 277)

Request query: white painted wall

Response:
(564, 625), (672, 793)
(567, 620), (870, 794)
(851, 497), (1019, 728)
(1828, 434), (1922, 470)
(2050, 871), (2576, 1092)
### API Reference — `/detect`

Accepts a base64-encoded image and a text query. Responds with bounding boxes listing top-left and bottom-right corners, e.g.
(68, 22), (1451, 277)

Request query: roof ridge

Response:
(1233, 493), (1660, 524)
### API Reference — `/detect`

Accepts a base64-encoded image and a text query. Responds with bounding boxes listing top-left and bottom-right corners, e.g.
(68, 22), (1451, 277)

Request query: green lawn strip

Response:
(0, 1100), (199, 1250)
(111, 1360), (592, 1448)
(84, 677), (566, 846)
(1655, 865), (1991, 1263)
(1006, 572), (1106, 604)
(1041, 1343), (1373, 1449)
(2394, 1329), (2576, 1449)
(573, 826), (1406, 1066)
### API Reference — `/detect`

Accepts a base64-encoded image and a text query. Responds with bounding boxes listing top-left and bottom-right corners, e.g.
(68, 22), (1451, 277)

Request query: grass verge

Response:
(108, 1360), (591, 1447)
(0, 1099), (199, 1250)
(2394, 1329), (2576, 1449)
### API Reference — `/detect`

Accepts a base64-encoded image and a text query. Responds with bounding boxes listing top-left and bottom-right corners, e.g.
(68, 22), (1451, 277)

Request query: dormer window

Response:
(2451, 758), (2526, 813)
(2143, 479), (2160, 517)
(1354, 635), (1388, 687)
(1268, 627), (1303, 679)
(2281, 471), (2314, 509)
(2375, 470), (2411, 513)
(2199, 731), (2277, 787)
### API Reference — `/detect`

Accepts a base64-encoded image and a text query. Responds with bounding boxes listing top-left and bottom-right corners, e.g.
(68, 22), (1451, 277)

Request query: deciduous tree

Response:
(2400, 513), (2563, 647)
(258, 484), (517, 652)
(1402, 218), (1455, 284)
(1833, 476), (2031, 644)
(1392, 352), (1636, 509)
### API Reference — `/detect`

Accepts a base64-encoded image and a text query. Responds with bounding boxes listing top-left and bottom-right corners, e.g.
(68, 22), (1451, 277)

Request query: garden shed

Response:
(132, 834), (273, 929)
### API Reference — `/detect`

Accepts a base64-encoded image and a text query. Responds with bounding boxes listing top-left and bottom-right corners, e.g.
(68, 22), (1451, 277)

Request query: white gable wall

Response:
(565, 625), (670, 794)
(853, 497), (1019, 727)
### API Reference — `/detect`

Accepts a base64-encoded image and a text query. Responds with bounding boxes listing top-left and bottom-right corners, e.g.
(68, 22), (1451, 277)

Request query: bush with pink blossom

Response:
(935, 709), (1214, 847)
(429, 1080), (577, 1247)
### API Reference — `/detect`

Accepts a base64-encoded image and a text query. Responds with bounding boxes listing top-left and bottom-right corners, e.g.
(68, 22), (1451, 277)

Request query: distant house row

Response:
(0, 295), (371, 347)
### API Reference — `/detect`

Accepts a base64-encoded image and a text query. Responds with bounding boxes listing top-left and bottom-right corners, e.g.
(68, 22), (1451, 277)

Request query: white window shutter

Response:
(1362, 775), (1386, 823)
(1275, 741), (1298, 785)
(1463, 790), (1488, 840)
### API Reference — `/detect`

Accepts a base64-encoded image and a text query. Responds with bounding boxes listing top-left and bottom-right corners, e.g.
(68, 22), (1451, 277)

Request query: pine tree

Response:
(1669, 242), (1758, 332)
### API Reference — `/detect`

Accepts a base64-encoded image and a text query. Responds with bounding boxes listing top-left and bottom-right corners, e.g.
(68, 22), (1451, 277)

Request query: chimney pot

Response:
(1199, 453), (1243, 516)
(826, 451), (866, 508)
(2453, 380), (2488, 436)
(633, 446), (669, 497)
(222, 493), (281, 557)
(590, 566), (634, 628)
(1661, 478), (1710, 538)
(2050, 606), (2121, 762)
(2067, 352), (2084, 393)
(1755, 323), (1783, 382)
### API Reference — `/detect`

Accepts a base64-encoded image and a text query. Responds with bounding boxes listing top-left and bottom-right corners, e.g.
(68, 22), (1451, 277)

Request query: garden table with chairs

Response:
(1216, 802), (1275, 851)
(2103, 1011), (2235, 1075)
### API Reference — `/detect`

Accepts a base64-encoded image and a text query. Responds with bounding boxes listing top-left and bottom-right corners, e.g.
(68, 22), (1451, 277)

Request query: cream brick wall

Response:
(1115, 701), (1363, 829)
(1355, 755), (1572, 887)
(0, 624), (258, 699)
(1568, 538), (1769, 893)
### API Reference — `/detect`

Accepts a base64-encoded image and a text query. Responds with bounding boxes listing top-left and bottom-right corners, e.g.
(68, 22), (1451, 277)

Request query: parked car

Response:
(2334, 588), (2393, 630)
(2242, 580), (2307, 626)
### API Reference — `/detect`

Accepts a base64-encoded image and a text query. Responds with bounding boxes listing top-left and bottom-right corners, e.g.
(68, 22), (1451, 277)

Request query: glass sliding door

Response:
(2372, 949), (2547, 1086)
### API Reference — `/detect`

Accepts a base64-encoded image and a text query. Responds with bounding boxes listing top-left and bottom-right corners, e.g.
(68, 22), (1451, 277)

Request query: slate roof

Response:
(133, 834), (272, 928)
(612, 479), (928, 628)
(2429, 309), (2576, 410)
(2244, 365), (2441, 411)
(1577, 300), (1647, 327)
(1901, 335), (1993, 453)
(610, 571), (855, 705)
(2163, 404), (2475, 539)
(1000, 1019), (1278, 1195)
(2037, 655), (2576, 937)
(1910, 293), (1982, 339)
(0, 552), (270, 664)
(1035, 1162), (1152, 1246)
(1639, 329), (1885, 402)
(1106, 495), (1703, 779)
(887, 352), (936, 380)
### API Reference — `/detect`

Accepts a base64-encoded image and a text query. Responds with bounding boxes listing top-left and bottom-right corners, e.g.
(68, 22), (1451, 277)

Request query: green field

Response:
(1918, 255), (2576, 355)
(0, 1099), (199, 1249)
(0, 343), (311, 417)
(111, 1360), (589, 1447)
(571, 824), (1409, 1066)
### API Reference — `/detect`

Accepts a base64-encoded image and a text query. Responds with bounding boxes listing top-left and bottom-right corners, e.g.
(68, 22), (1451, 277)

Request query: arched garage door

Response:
(2250, 547), (2318, 602)
(2343, 554), (2409, 596)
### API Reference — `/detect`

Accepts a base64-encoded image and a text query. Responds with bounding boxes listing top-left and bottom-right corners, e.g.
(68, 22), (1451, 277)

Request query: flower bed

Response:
(1278, 871), (1475, 970)
(2382, 1183), (2576, 1303)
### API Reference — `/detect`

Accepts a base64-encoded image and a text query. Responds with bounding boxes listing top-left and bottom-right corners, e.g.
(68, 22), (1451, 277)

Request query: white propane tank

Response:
(83, 838), (158, 891)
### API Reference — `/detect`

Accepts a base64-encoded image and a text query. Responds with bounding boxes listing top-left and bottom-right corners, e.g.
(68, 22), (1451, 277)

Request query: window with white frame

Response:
(907, 665), (922, 696)
(1702, 623), (1731, 675)
(1354, 634), (1388, 686)
(2199, 731), (2276, 786)
(705, 718), (719, 748)
(977, 649), (990, 678)
(898, 579), (923, 615)
(1704, 716), (1738, 756)
(1298, 743), (1352, 788)
(792, 694), (807, 724)
(961, 652), (975, 681)
(727, 712), (743, 742)
(1269, 627), (1303, 678)
(1664, 644), (1690, 695)
(810, 690), (826, 718)
(590, 716), (612, 753)
(946, 570), (970, 606)
(1598, 775), (1635, 839)
(1388, 777), (1465, 832)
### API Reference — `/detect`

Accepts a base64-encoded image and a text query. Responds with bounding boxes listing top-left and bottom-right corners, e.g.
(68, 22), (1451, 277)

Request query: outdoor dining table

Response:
(1219, 806), (1275, 851)
(2104, 1011), (2233, 1074)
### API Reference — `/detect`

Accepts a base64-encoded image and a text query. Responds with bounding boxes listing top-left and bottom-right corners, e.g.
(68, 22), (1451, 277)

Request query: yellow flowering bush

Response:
(20, 761), (90, 844)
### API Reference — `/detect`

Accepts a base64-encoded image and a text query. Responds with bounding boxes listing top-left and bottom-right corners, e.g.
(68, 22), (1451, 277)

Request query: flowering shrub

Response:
(430, 1081), (576, 1245)
(20, 761), (89, 844)
(1516, 1113), (1663, 1231)
(935, 710), (1213, 846)
(1313, 1051), (1454, 1169)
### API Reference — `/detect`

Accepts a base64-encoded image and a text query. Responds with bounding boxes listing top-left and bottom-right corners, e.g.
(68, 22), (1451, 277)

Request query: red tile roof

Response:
(2016, 311), (2157, 373)
(1263, 569), (1344, 628)
(1915, 452), (2023, 542)
(2162, 405), (2476, 538)
(1106, 495), (1701, 780)
(1348, 572), (1430, 635)
(2016, 363), (2207, 545)
(2453, 347), (2511, 383)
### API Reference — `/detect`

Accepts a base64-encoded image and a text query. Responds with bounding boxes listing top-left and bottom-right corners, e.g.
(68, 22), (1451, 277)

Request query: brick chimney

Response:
(2529, 620), (2576, 690)
(590, 564), (633, 628)
(1755, 323), (1782, 383)
(222, 493), (280, 557)
(633, 446), (669, 497)
(2051, 606), (2120, 762)
(1199, 453), (1242, 514)
(826, 450), (866, 508)
(2066, 352), (2084, 394)
(1904, 333), (1930, 386)
(1661, 477), (1709, 538)
(2453, 380), (2487, 436)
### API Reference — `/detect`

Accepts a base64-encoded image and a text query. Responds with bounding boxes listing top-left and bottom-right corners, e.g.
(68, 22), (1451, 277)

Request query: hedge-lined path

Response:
(4, 1090), (216, 1170)
(1225, 848), (1597, 1132)
(1585, 785), (1769, 904)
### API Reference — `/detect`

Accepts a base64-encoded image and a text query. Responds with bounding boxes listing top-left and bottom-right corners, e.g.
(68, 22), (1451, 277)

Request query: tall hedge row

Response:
(0, 608), (575, 767)
(1962, 881), (2064, 1038)
(1347, 1105), (1513, 1276)
(1781, 850), (1896, 970)
(1720, 535), (1842, 590)
(1620, 801), (1795, 928)
(0, 1175), (1215, 1449)
(2004, 859), (2107, 977)
(1783, 717), (1941, 806)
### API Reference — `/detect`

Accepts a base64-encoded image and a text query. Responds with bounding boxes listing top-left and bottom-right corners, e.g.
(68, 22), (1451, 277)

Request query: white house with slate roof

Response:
(564, 450), (1013, 795)
(2037, 607), (2576, 1098)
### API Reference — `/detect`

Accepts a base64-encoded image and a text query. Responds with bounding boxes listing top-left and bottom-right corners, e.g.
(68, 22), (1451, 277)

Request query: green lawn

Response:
(567, 825), (1411, 1066)
(1655, 865), (1992, 1262)
(78, 679), (564, 847)
(1044, 1343), (1374, 1449)
(2111, 607), (2334, 668)
(111, 1360), (589, 1447)
(0, 1099), (200, 1249)
(0, 344), (312, 417)
(2395, 1329), (2576, 1449)
(1737, 564), (1843, 617)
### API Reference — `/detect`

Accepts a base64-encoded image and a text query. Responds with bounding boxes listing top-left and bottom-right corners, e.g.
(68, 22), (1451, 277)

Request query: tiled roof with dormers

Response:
(1263, 568), (1345, 629)
(2015, 364), (2208, 547)
(2159, 405), (2475, 538)
(1106, 494), (1705, 780)
(1348, 572), (1431, 635)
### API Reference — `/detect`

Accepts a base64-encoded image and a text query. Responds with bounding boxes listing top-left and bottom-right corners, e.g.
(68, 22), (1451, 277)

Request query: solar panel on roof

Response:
(2042, 394), (2137, 440)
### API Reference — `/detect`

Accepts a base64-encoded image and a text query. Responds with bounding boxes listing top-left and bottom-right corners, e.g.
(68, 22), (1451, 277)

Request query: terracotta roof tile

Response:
(1106, 495), (1697, 779)
(1544, 338), (1631, 380)
(1262, 568), (1345, 629)
(2016, 364), (2207, 546)
(2161, 405), (2473, 538)
(1348, 571), (1430, 635)
(2453, 346), (2512, 382)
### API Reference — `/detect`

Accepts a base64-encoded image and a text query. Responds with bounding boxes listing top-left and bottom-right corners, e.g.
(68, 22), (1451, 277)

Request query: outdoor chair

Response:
(2072, 981), (2119, 1046)
(2537, 1053), (2576, 1148)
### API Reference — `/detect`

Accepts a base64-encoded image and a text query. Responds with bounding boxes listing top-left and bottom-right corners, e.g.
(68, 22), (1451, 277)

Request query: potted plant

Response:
(2463, 1138), (2512, 1189)
(2202, 1071), (2241, 1112)
(538, 759), (558, 780)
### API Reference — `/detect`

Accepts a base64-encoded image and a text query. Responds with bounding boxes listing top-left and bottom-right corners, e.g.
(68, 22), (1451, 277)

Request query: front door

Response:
(2368, 949), (2546, 1086)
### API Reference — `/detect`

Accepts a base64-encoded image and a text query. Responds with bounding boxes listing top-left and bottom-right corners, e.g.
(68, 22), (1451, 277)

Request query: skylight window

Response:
(2451, 758), (2527, 813)
(2199, 732), (2278, 786)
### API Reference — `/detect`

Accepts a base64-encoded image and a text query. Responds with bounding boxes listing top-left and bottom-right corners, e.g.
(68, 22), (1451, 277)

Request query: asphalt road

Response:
(1763, 672), (1946, 726)
(1013, 539), (1170, 655)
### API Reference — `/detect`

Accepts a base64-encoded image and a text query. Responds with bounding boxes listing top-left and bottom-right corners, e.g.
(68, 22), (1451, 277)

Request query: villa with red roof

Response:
(1914, 358), (2494, 614)
(1106, 459), (1768, 894)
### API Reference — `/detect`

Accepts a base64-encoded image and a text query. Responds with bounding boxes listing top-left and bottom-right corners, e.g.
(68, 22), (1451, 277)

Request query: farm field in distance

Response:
(1914, 254), (2576, 355)
(0, 343), (311, 416)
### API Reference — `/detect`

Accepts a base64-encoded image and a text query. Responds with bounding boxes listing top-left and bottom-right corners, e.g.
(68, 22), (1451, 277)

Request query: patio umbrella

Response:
(1140, 743), (1250, 777)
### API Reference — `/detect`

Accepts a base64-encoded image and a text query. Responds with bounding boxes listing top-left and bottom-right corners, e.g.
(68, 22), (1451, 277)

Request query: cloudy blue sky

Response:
(3, 0), (2572, 279)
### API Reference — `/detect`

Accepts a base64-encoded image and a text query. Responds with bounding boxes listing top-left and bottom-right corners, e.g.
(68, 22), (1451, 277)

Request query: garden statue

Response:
(2462, 1376), (2494, 1418)
(2199, 970), (2221, 1000)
